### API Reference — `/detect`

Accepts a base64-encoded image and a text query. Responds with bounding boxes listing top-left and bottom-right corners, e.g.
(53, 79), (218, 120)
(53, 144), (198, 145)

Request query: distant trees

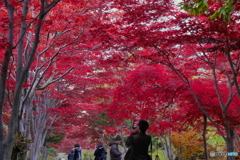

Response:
(92, 0), (240, 159)
(0, 0), (109, 159)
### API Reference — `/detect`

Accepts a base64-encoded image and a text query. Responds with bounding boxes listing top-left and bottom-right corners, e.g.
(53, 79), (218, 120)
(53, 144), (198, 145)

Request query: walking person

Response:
(73, 143), (82, 160)
(126, 120), (151, 160)
(109, 135), (123, 160)
(94, 142), (107, 160)
(68, 150), (74, 160)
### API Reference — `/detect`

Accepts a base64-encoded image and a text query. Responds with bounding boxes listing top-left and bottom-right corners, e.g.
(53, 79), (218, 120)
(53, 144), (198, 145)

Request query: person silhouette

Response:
(109, 135), (122, 160)
(126, 120), (151, 160)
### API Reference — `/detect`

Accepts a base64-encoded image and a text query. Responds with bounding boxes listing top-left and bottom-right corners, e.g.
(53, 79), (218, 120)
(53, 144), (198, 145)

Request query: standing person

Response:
(94, 142), (107, 160)
(124, 121), (140, 160)
(73, 143), (82, 160)
(126, 120), (151, 160)
(109, 135), (122, 160)
(68, 150), (74, 160)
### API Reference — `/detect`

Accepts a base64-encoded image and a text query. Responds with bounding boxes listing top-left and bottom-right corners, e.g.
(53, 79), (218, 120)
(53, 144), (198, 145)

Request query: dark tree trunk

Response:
(202, 114), (208, 160)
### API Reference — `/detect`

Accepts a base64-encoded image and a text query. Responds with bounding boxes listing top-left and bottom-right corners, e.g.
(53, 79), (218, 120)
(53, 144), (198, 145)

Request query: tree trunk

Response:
(160, 135), (175, 160)
(4, 93), (22, 160)
(0, 1), (15, 159)
(202, 114), (208, 160)
(225, 121), (235, 160)
(29, 91), (59, 160)
(0, 50), (12, 160)
(41, 146), (48, 160)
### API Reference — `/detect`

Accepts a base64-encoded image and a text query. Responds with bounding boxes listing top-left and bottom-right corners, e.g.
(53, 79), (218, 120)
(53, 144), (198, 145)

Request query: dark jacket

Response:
(109, 141), (122, 160)
(94, 146), (107, 160)
(74, 147), (82, 160)
(126, 132), (151, 160)
(68, 150), (74, 160)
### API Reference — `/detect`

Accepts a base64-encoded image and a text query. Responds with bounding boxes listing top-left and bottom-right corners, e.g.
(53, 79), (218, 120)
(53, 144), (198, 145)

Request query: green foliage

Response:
(151, 137), (165, 152)
(47, 148), (59, 159)
(11, 132), (33, 160)
(150, 137), (167, 160)
(172, 128), (227, 160)
(56, 153), (67, 160)
(89, 112), (114, 126)
(44, 133), (65, 146)
(208, 133), (226, 151)
(179, 0), (209, 15)
(47, 156), (56, 160)
(209, 3), (233, 22)
(179, 0), (234, 22)
(48, 148), (58, 154)
(82, 149), (95, 160)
